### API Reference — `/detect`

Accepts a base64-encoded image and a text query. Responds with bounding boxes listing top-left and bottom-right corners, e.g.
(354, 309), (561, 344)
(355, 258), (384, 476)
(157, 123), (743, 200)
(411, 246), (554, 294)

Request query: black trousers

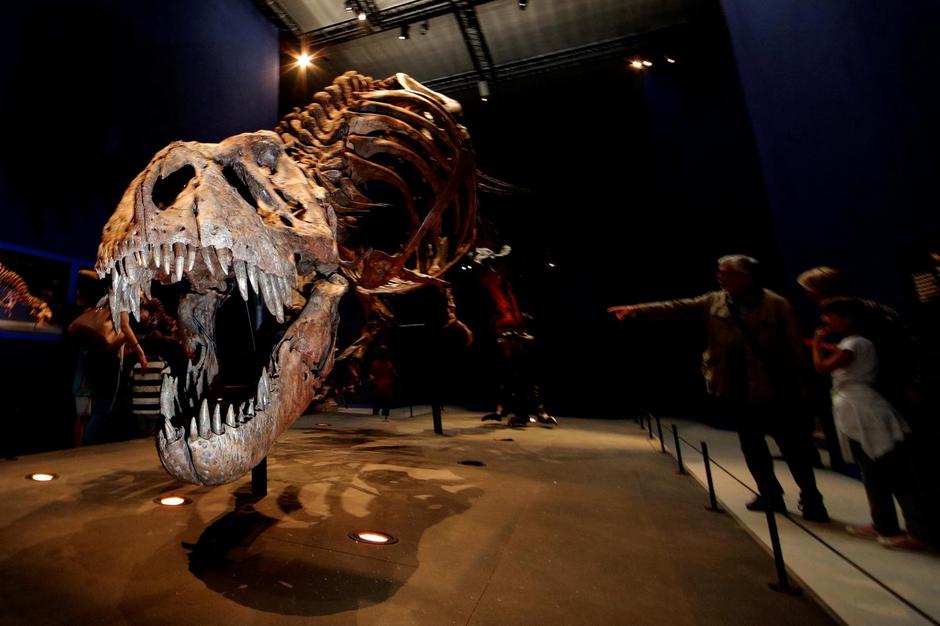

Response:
(732, 401), (823, 503)
(849, 439), (932, 542)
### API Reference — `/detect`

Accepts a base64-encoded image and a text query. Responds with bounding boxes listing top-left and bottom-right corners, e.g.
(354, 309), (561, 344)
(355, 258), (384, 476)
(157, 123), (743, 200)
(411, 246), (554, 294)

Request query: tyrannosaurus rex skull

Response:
(96, 130), (346, 485)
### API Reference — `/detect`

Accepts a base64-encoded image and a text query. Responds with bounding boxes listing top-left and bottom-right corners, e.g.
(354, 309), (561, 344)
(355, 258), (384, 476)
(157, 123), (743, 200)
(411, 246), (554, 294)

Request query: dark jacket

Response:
(634, 289), (807, 404)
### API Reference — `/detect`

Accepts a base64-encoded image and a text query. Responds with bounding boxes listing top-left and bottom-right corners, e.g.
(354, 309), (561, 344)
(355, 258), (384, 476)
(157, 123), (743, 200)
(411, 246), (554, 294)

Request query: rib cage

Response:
(274, 71), (478, 291)
(0, 262), (52, 323)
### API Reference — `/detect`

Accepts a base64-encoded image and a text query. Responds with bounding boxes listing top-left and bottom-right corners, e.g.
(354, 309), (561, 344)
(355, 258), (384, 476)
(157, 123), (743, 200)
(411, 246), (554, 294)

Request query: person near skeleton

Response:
(609, 254), (829, 522)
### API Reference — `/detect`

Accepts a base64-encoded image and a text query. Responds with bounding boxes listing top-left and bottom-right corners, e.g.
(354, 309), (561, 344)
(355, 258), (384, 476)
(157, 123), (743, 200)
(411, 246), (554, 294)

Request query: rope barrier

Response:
(641, 411), (940, 626)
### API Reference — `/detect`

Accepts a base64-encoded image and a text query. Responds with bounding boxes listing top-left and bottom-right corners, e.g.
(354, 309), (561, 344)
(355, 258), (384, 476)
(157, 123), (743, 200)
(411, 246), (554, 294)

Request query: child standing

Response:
(812, 297), (932, 550)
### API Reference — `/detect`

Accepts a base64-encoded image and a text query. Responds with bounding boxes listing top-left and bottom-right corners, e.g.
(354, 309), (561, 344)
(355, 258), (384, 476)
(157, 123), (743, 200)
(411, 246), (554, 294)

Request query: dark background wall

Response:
(0, 0), (279, 262)
(720, 0), (940, 310)
(0, 0), (279, 454)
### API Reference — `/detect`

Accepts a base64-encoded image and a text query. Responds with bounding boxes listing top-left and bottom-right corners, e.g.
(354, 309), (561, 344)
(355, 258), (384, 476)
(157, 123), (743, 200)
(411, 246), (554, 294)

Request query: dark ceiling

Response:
(256, 0), (713, 93)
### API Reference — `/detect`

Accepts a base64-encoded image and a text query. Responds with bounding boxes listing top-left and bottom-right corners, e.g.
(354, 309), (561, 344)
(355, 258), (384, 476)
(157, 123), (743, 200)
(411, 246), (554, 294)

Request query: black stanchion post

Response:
(647, 414), (653, 439)
(656, 416), (665, 453)
(701, 441), (721, 512)
(638, 413), (645, 430)
(251, 457), (268, 498)
(671, 424), (686, 474)
(765, 509), (801, 595)
(432, 402), (443, 435)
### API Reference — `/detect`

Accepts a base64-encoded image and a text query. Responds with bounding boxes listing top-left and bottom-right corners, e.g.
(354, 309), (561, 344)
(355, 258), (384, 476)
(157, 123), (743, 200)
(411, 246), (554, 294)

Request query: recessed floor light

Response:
(349, 530), (397, 545)
(155, 495), (192, 506)
(27, 473), (57, 482)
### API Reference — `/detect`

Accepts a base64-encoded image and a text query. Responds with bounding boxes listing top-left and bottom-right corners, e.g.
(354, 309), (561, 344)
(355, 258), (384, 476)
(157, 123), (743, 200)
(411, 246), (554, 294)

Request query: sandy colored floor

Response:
(0, 407), (834, 625)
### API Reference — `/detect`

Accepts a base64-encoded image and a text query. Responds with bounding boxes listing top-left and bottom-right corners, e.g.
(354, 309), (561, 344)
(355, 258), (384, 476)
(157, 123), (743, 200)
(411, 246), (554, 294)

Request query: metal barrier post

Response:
(647, 414), (653, 439)
(701, 442), (721, 512)
(656, 416), (665, 453)
(671, 424), (686, 474)
(251, 457), (268, 498)
(765, 509), (800, 595)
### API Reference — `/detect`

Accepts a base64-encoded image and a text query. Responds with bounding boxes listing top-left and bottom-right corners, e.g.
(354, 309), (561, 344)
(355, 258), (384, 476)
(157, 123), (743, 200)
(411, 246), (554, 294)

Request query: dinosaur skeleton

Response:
(96, 72), (479, 485)
(0, 262), (52, 324)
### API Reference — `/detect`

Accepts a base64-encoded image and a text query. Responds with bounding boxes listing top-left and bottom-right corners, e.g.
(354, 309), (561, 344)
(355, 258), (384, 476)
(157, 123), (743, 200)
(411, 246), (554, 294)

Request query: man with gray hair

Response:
(609, 255), (829, 522)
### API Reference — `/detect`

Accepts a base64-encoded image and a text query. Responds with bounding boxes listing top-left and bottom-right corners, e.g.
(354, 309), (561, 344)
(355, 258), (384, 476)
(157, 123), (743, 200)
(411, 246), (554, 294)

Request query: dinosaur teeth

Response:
(211, 403), (223, 435)
(217, 247), (232, 275)
(225, 404), (237, 428)
(247, 263), (259, 294)
(186, 245), (197, 272)
(160, 375), (175, 419)
(199, 399), (211, 438)
(152, 243), (162, 269)
(234, 261), (249, 301)
(162, 244), (172, 275)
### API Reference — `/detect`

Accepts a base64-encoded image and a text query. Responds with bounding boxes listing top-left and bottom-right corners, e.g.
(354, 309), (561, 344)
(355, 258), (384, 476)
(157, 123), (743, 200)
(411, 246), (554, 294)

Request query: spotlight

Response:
(297, 53), (312, 68)
(518, 0), (527, 9)
(547, 262), (557, 268)
(420, 20), (429, 35)
(349, 530), (398, 545)
(630, 60), (644, 70)
(666, 56), (676, 64)
(344, 0), (353, 12)
(642, 60), (652, 67)
(27, 473), (57, 482)
(478, 80), (490, 102)
(155, 495), (192, 506)
(357, 10), (367, 21)
(398, 24), (410, 40)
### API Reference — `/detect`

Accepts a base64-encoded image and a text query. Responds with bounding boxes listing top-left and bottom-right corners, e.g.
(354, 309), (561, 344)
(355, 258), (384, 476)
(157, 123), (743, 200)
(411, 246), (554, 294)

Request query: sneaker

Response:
(877, 534), (933, 551)
(745, 495), (786, 513)
(846, 525), (882, 539)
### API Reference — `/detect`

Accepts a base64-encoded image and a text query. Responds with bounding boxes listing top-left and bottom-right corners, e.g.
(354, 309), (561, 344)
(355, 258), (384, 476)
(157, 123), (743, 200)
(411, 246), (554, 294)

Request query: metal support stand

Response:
(432, 403), (443, 435)
(656, 416), (665, 452)
(701, 441), (722, 512)
(647, 414), (653, 439)
(251, 457), (268, 498)
(671, 424), (686, 474)
(765, 509), (801, 594)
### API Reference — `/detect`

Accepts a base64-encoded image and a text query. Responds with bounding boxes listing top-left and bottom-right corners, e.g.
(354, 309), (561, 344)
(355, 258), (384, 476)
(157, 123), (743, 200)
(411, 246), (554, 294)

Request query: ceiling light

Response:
(297, 53), (312, 68)
(349, 530), (398, 545)
(630, 60), (644, 70)
(642, 60), (652, 67)
(666, 56), (676, 64)
(398, 24), (410, 40)
(357, 10), (367, 21)
(344, 0), (353, 12)
(518, 0), (528, 9)
(27, 472), (57, 482)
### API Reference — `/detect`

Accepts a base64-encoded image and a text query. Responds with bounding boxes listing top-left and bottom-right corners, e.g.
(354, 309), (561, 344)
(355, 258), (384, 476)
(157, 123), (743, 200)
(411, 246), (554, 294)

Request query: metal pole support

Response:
(656, 416), (665, 453)
(647, 414), (654, 439)
(252, 457), (268, 498)
(701, 441), (722, 512)
(432, 403), (443, 435)
(765, 509), (800, 595)
(671, 424), (686, 474)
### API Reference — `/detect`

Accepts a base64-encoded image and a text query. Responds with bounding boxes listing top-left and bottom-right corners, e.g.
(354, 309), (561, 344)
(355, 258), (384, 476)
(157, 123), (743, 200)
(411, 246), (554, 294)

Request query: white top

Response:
(831, 335), (878, 388)
(830, 335), (908, 461)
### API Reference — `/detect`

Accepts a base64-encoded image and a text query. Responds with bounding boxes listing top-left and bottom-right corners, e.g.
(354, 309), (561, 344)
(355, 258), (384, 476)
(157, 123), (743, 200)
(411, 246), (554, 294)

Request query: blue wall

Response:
(0, 0), (279, 262)
(720, 1), (940, 308)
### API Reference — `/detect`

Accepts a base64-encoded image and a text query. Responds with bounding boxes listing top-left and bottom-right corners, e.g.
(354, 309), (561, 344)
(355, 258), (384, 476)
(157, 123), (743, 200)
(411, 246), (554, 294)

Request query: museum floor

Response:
(0, 408), (835, 625)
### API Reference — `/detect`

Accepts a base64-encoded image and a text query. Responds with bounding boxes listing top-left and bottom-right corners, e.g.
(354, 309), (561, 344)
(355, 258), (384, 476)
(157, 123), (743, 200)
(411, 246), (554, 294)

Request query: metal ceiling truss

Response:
(424, 25), (687, 94)
(286, 0), (498, 90)
(449, 0), (497, 84)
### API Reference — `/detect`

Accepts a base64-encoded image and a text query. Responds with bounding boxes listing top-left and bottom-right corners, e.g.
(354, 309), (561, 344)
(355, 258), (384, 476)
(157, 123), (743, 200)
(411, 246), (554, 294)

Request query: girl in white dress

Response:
(812, 298), (932, 550)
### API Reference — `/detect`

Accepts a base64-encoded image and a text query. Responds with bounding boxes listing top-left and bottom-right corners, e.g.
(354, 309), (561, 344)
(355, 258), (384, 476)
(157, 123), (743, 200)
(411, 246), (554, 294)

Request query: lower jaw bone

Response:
(155, 274), (348, 486)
